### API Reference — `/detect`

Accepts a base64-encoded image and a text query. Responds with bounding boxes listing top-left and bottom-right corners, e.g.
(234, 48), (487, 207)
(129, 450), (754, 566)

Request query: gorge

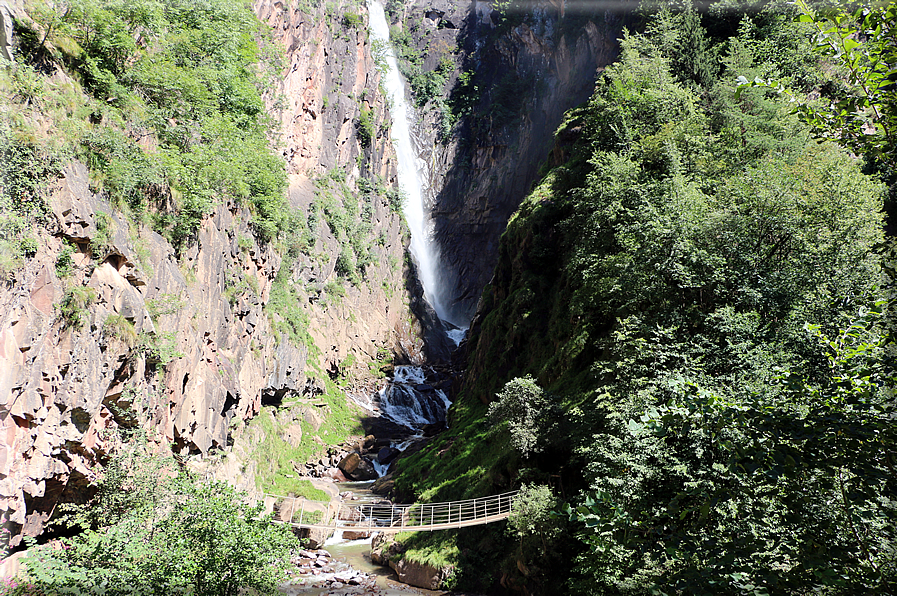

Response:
(1, 0), (895, 594)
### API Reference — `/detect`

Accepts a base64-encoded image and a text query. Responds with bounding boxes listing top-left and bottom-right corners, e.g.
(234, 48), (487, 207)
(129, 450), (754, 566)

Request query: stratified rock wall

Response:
(1, 162), (296, 545)
(1, 0), (422, 548)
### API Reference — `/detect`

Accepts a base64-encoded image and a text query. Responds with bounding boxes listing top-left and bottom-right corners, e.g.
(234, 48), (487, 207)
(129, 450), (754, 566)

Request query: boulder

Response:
(370, 532), (394, 566)
(360, 413), (416, 441)
(323, 467), (348, 482)
(296, 527), (332, 549)
(377, 446), (399, 465)
(371, 472), (395, 495)
(337, 452), (378, 481)
(389, 558), (454, 591)
(341, 530), (371, 540)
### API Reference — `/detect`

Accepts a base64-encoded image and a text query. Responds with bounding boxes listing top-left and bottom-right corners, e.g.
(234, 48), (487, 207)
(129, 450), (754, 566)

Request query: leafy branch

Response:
(737, 0), (897, 169)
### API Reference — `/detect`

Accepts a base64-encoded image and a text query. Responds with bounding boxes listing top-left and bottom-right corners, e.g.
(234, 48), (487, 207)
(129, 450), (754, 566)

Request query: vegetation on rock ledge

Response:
(8, 0), (288, 248)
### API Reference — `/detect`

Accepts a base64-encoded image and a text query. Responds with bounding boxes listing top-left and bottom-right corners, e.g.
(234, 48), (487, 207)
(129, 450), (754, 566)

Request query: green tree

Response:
(737, 0), (897, 201)
(572, 302), (896, 594)
(509, 484), (561, 556)
(488, 376), (559, 458)
(22, 438), (297, 596)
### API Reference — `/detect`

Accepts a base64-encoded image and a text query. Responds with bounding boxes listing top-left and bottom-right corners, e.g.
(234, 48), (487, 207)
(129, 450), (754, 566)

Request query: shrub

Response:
(0, 137), (59, 220)
(342, 12), (363, 28)
(487, 376), (559, 458)
(509, 484), (561, 551)
(103, 313), (137, 347)
(146, 293), (186, 322)
(386, 187), (405, 213)
(357, 106), (374, 147)
(58, 286), (96, 329)
(266, 258), (312, 348)
(21, 439), (296, 596)
(0, 217), (39, 277)
(54, 242), (76, 278)
(136, 331), (183, 366)
(92, 210), (113, 258)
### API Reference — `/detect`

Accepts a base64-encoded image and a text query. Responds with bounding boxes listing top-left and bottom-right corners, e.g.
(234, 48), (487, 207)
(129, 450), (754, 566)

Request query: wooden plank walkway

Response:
(264, 490), (518, 533)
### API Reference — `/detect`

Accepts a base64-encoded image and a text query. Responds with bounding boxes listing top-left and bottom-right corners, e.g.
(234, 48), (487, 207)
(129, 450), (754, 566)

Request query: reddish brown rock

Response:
(337, 452), (378, 481)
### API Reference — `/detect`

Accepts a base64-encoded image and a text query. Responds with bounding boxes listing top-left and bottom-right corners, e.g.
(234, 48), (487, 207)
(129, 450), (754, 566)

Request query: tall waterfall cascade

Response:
(367, 0), (452, 325)
(332, 4), (463, 487)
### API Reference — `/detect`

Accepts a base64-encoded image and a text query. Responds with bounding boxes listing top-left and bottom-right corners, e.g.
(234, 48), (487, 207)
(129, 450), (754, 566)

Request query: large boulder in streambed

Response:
(378, 447), (400, 465)
(389, 558), (455, 590)
(338, 452), (378, 481)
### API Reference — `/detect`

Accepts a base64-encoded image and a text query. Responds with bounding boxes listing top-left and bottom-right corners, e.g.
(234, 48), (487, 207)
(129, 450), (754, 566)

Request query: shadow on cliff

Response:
(401, 253), (454, 364)
(426, 1), (631, 325)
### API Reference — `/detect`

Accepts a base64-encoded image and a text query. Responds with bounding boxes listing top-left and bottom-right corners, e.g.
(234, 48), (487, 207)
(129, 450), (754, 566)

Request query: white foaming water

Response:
(323, 530), (374, 547)
(392, 366), (426, 384)
(377, 366), (449, 430)
(446, 327), (468, 346)
(323, 529), (346, 546)
(371, 459), (390, 477)
(367, 0), (449, 322)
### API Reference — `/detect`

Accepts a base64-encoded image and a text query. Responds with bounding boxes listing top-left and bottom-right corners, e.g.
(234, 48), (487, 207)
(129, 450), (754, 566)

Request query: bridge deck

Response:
(264, 490), (517, 533)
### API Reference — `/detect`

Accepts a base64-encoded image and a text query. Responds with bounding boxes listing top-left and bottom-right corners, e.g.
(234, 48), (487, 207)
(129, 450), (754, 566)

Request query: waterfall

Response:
(357, 4), (460, 485)
(367, 0), (451, 324)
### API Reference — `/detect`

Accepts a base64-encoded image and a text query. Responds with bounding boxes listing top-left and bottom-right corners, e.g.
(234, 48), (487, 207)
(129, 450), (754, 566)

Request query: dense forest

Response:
(389, 1), (896, 594)
(1, 0), (894, 594)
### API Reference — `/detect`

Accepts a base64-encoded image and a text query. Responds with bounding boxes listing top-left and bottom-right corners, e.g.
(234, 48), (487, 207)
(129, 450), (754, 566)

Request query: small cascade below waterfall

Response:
(377, 366), (451, 431)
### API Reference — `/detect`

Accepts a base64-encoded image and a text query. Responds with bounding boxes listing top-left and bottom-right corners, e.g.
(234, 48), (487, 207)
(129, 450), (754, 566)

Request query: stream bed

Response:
(280, 481), (446, 595)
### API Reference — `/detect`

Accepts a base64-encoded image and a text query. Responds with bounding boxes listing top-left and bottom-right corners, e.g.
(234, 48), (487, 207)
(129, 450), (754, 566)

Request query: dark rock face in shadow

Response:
(393, 0), (630, 324)
(403, 258), (455, 364)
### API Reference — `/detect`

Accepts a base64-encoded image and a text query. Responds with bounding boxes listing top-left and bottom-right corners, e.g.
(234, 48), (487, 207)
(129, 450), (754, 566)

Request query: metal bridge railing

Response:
(264, 490), (518, 533)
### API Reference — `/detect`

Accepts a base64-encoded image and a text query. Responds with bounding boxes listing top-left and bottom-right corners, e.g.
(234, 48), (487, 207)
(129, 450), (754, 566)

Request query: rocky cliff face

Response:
(386, 0), (625, 324)
(1, 0), (427, 549)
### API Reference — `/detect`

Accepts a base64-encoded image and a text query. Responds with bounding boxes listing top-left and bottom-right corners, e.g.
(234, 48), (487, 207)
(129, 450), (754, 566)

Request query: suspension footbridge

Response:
(263, 491), (518, 533)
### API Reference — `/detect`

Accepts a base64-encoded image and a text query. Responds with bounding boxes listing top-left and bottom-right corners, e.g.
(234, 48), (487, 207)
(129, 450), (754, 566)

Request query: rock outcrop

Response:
(390, 557), (454, 591)
(253, 0), (432, 368)
(0, 0), (23, 62)
(370, 533), (454, 590)
(1, 160), (311, 544)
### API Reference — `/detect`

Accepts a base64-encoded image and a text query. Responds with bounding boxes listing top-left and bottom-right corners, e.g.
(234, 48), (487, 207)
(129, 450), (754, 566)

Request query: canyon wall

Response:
(1, 0), (423, 548)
